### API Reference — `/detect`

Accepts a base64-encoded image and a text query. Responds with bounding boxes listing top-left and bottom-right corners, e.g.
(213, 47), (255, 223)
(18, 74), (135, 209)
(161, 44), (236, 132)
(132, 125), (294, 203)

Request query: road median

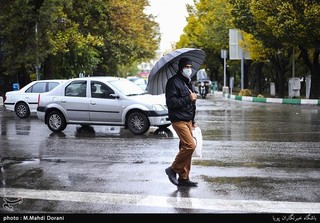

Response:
(223, 93), (320, 105)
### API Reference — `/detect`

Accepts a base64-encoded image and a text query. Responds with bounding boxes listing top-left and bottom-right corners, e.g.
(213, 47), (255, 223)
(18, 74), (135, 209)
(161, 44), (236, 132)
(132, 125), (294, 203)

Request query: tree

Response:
(230, 0), (320, 98)
(177, 0), (234, 89)
(68, 0), (159, 75)
(0, 0), (160, 90)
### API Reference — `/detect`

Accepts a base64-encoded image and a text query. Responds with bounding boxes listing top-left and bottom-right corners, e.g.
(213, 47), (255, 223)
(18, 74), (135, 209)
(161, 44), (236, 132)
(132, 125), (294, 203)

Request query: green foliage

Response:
(0, 0), (159, 81)
(177, 0), (320, 98)
(229, 0), (320, 98)
(176, 0), (234, 82)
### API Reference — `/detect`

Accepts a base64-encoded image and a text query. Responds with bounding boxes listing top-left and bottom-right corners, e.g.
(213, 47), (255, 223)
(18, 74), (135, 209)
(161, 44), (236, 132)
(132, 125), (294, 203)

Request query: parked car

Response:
(4, 79), (66, 119)
(127, 76), (148, 91)
(37, 76), (171, 135)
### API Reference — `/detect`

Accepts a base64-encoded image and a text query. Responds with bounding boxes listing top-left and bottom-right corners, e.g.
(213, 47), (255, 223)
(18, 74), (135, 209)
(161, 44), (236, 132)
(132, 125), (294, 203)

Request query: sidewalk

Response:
(221, 92), (320, 105)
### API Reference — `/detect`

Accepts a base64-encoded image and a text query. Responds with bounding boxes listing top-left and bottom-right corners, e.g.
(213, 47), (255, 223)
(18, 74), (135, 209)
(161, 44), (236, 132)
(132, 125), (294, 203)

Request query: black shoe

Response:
(178, 179), (198, 187)
(165, 167), (178, 185)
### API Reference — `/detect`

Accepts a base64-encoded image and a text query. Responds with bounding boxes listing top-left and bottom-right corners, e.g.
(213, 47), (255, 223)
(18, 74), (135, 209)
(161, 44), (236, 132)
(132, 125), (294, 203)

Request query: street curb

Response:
(223, 93), (320, 105)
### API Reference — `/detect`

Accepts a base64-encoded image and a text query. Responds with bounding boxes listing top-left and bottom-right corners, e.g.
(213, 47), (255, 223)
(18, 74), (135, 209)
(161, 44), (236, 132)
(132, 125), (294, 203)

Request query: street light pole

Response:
(241, 50), (244, 89)
(221, 49), (229, 93)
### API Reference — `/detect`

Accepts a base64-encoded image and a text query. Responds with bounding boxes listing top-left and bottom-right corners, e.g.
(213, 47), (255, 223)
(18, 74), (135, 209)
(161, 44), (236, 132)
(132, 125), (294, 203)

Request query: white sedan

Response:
(37, 76), (171, 135)
(4, 79), (66, 118)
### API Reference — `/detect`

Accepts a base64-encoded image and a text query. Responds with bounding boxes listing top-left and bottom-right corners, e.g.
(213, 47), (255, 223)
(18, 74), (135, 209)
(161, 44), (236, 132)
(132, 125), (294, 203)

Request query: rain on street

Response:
(1, 93), (320, 214)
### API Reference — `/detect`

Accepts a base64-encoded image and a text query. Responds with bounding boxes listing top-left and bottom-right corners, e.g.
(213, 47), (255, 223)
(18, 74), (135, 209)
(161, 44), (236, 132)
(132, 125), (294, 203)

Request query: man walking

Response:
(165, 57), (198, 187)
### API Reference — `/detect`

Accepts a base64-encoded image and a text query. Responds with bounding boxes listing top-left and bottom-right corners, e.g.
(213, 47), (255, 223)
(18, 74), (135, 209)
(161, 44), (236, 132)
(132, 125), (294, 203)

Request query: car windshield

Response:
(108, 78), (147, 96)
(196, 69), (209, 81)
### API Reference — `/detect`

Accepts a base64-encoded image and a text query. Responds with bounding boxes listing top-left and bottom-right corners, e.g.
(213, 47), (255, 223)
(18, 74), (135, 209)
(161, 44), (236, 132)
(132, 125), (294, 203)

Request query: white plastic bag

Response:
(192, 126), (203, 158)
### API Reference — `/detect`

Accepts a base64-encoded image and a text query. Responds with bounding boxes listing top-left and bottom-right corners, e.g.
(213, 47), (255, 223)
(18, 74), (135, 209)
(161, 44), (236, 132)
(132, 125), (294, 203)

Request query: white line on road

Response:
(1, 188), (320, 213)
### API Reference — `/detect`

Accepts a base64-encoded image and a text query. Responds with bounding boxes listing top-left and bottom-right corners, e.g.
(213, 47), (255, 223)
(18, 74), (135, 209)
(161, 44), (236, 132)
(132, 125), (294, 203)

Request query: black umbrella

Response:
(147, 48), (206, 95)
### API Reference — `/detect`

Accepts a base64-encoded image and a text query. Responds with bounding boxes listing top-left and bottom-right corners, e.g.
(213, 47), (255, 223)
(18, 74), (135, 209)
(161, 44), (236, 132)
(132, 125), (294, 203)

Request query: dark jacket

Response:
(165, 72), (196, 123)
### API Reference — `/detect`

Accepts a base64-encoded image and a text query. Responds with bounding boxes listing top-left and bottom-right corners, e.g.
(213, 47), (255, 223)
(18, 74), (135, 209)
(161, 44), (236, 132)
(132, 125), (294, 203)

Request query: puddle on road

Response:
(0, 157), (40, 169)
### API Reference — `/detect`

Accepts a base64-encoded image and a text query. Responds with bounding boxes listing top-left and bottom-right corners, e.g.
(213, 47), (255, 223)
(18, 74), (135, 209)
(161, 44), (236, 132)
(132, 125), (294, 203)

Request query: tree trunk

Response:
(254, 62), (264, 95)
(244, 60), (252, 89)
(278, 70), (285, 98)
(309, 50), (320, 99)
(299, 46), (319, 99)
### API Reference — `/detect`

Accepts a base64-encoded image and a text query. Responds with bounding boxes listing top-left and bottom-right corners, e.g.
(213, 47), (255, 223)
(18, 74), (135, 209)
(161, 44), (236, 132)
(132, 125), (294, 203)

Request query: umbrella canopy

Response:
(147, 48), (206, 95)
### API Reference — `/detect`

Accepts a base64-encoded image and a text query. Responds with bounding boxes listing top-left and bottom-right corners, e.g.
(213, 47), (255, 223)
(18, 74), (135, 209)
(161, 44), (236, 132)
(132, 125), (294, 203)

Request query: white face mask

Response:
(182, 68), (192, 78)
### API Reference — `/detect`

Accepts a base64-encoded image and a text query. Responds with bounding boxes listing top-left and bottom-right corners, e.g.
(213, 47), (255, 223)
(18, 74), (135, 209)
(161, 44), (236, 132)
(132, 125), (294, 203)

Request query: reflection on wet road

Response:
(0, 94), (320, 213)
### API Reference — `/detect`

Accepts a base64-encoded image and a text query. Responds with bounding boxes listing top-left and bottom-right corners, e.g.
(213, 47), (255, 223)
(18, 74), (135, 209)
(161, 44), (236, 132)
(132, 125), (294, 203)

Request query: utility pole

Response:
(221, 49), (229, 93)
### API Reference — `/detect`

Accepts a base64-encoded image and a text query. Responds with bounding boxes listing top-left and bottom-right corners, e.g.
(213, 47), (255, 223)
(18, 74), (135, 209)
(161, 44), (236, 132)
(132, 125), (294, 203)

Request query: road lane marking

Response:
(1, 187), (320, 213)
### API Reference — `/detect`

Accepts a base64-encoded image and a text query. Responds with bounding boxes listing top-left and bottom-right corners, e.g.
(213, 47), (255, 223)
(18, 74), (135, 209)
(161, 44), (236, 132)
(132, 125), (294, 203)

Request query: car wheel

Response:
(15, 102), (30, 119)
(127, 111), (150, 135)
(47, 110), (67, 132)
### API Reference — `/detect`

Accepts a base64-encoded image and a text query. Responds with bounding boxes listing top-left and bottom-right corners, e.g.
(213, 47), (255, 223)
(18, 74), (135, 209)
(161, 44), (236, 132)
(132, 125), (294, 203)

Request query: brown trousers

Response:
(171, 120), (196, 180)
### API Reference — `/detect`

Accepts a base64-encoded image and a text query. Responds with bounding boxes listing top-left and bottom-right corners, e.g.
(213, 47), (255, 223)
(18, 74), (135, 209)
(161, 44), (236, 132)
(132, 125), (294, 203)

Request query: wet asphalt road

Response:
(0, 93), (320, 215)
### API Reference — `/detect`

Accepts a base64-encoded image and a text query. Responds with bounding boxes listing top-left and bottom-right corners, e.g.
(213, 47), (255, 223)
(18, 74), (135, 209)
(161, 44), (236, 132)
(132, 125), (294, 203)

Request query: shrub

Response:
(238, 89), (252, 96)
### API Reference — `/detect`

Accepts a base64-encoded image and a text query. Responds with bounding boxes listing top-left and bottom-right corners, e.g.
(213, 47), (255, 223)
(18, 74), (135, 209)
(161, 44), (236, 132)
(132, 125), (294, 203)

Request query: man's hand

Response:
(190, 92), (197, 102)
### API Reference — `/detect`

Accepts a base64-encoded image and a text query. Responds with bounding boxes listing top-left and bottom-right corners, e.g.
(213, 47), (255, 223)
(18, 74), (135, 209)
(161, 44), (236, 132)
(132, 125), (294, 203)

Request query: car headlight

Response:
(152, 104), (167, 111)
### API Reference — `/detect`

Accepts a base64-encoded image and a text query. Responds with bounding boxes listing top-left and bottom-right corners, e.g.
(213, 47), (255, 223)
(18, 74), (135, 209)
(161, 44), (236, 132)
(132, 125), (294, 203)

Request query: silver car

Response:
(4, 79), (66, 118)
(37, 76), (171, 135)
